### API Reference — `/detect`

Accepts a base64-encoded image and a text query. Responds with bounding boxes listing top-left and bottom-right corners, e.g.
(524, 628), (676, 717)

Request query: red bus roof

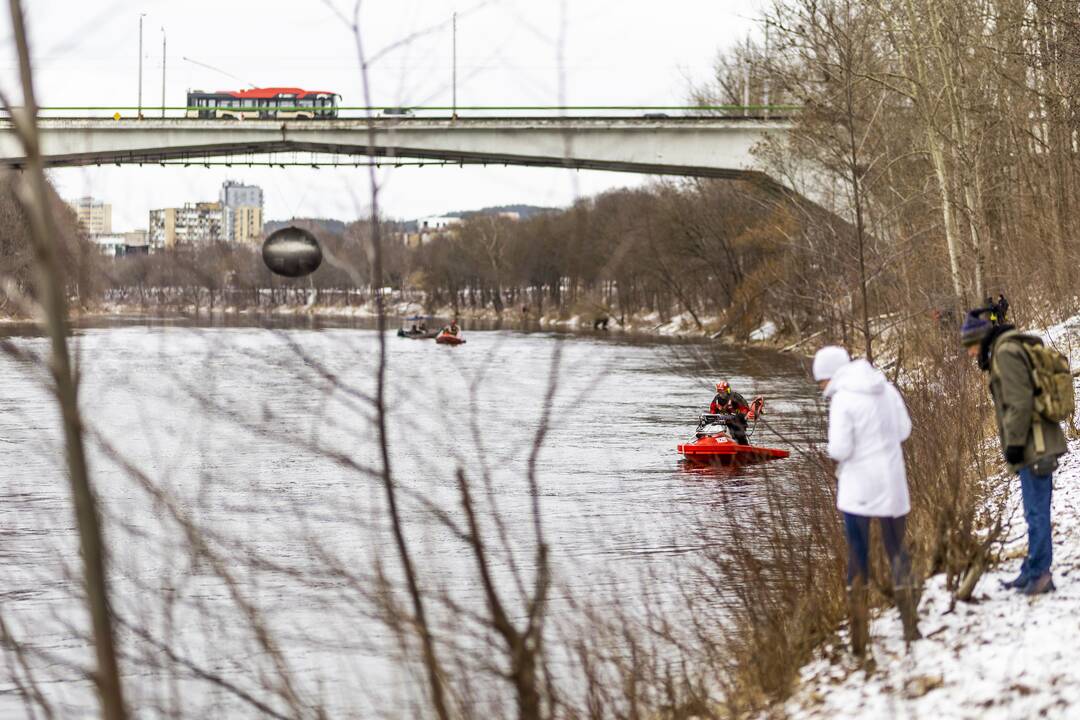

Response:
(216, 87), (338, 99)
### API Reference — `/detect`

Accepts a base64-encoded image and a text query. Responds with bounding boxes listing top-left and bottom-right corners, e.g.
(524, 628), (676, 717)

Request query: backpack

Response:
(995, 332), (1075, 424)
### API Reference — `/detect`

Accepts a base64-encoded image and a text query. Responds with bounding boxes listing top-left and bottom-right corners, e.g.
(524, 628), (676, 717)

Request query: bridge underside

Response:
(0, 117), (788, 180)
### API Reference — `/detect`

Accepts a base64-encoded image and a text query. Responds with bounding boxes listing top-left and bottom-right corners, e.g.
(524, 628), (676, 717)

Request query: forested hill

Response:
(264, 218), (348, 236)
(396, 205), (556, 233)
(448, 204), (555, 220)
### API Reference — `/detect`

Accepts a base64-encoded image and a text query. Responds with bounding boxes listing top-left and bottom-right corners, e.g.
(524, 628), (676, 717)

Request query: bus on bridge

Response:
(185, 87), (340, 121)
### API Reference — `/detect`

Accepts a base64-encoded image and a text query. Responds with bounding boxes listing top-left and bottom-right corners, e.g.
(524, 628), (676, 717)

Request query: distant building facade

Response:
(66, 196), (112, 235)
(219, 180), (263, 209)
(149, 202), (224, 249)
(224, 204), (264, 244)
(121, 229), (149, 249)
(420, 216), (462, 232)
(89, 234), (126, 257)
(89, 233), (149, 257)
(220, 180), (264, 243)
(407, 215), (462, 246)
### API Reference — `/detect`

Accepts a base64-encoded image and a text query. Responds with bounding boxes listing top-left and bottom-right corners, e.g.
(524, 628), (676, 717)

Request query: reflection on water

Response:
(0, 316), (824, 716)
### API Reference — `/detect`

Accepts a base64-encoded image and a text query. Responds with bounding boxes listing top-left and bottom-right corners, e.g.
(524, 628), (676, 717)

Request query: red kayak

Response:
(678, 412), (789, 466)
(435, 330), (466, 345)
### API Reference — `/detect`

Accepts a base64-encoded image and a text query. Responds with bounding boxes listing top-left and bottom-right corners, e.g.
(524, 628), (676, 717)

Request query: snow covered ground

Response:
(784, 316), (1080, 718)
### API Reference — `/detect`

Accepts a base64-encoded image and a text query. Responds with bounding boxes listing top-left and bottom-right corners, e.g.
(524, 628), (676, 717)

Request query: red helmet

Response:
(715, 381), (731, 394)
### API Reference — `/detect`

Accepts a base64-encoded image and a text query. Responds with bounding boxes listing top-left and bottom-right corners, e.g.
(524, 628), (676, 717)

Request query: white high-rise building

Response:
(220, 180), (263, 210)
(220, 181), (264, 243)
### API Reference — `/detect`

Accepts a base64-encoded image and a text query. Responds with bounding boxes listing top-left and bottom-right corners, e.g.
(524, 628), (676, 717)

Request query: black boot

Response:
(895, 585), (922, 643)
(1000, 571), (1028, 590)
(1021, 572), (1055, 596)
(847, 580), (868, 658)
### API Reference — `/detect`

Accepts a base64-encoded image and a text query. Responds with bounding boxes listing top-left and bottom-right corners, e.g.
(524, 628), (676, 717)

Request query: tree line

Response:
(41, 180), (845, 344)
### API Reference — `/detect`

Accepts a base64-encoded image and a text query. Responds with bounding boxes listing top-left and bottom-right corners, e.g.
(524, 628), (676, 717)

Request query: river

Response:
(0, 316), (823, 717)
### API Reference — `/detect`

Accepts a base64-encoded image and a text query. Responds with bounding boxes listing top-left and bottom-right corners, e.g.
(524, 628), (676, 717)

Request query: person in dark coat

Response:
(961, 309), (1067, 595)
(997, 293), (1009, 322)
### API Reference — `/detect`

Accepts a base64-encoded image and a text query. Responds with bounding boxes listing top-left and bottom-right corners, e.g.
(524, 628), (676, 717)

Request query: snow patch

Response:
(750, 320), (778, 341)
(785, 454), (1080, 719)
(1043, 315), (1080, 369)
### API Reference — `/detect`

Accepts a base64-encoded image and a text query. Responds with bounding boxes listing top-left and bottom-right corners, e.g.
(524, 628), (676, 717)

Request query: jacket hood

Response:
(824, 358), (886, 398)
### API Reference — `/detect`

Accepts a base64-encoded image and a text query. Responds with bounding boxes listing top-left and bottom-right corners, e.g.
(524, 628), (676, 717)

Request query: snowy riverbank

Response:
(783, 317), (1080, 719)
(784, 448), (1080, 719)
(66, 301), (751, 341)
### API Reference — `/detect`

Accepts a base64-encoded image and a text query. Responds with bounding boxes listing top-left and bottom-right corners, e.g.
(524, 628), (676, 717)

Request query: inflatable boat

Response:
(677, 413), (789, 466)
(435, 330), (466, 345)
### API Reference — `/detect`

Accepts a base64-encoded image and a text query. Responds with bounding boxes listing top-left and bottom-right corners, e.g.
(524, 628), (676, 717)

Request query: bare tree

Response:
(1, 1), (127, 718)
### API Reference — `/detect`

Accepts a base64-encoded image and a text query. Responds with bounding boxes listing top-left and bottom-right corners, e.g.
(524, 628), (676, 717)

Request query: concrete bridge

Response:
(0, 116), (790, 179)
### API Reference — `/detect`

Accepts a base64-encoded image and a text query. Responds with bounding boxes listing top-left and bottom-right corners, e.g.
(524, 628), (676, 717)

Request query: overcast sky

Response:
(1, 0), (763, 231)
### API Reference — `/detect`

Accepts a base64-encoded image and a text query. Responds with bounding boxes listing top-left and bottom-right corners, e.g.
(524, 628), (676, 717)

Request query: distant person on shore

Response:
(813, 346), (921, 655)
(961, 309), (1069, 596)
(997, 293), (1009, 323)
(709, 381), (752, 445)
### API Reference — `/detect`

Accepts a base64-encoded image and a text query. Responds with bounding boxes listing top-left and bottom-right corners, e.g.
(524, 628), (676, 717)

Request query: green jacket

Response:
(988, 331), (1068, 472)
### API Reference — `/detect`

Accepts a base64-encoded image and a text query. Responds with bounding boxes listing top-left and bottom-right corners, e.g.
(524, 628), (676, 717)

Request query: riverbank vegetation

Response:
(0, 171), (100, 316)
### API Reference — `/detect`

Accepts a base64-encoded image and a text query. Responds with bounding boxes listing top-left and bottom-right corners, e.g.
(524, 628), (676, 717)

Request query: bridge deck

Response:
(0, 116), (792, 177)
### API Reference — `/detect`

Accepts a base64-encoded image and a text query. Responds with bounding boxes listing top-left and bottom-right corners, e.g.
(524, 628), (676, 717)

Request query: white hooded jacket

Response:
(824, 359), (912, 517)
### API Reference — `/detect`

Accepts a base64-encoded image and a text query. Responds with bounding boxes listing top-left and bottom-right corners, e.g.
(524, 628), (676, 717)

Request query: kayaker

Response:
(709, 381), (751, 445)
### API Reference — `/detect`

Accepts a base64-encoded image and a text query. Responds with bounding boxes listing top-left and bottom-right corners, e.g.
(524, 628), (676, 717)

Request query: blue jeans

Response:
(1018, 466), (1054, 578)
(842, 513), (912, 587)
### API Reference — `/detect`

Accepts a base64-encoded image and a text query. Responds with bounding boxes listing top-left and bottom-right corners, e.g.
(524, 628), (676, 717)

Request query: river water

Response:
(0, 316), (822, 717)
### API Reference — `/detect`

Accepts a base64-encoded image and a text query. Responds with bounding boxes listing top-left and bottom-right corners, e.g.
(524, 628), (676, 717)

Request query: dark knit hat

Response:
(960, 309), (993, 347)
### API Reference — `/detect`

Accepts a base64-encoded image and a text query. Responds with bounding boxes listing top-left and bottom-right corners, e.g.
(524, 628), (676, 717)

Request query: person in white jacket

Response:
(813, 346), (921, 654)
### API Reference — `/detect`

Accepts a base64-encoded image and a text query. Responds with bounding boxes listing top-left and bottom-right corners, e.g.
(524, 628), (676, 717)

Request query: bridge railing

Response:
(1, 104), (799, 119)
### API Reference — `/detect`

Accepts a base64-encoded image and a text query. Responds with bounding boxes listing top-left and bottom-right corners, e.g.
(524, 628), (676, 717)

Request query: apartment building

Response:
(66, 196), (112, 235)
(224, 204), (264, 245)
(149, 202), (224, 249)
(220, 181), (264, 243)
